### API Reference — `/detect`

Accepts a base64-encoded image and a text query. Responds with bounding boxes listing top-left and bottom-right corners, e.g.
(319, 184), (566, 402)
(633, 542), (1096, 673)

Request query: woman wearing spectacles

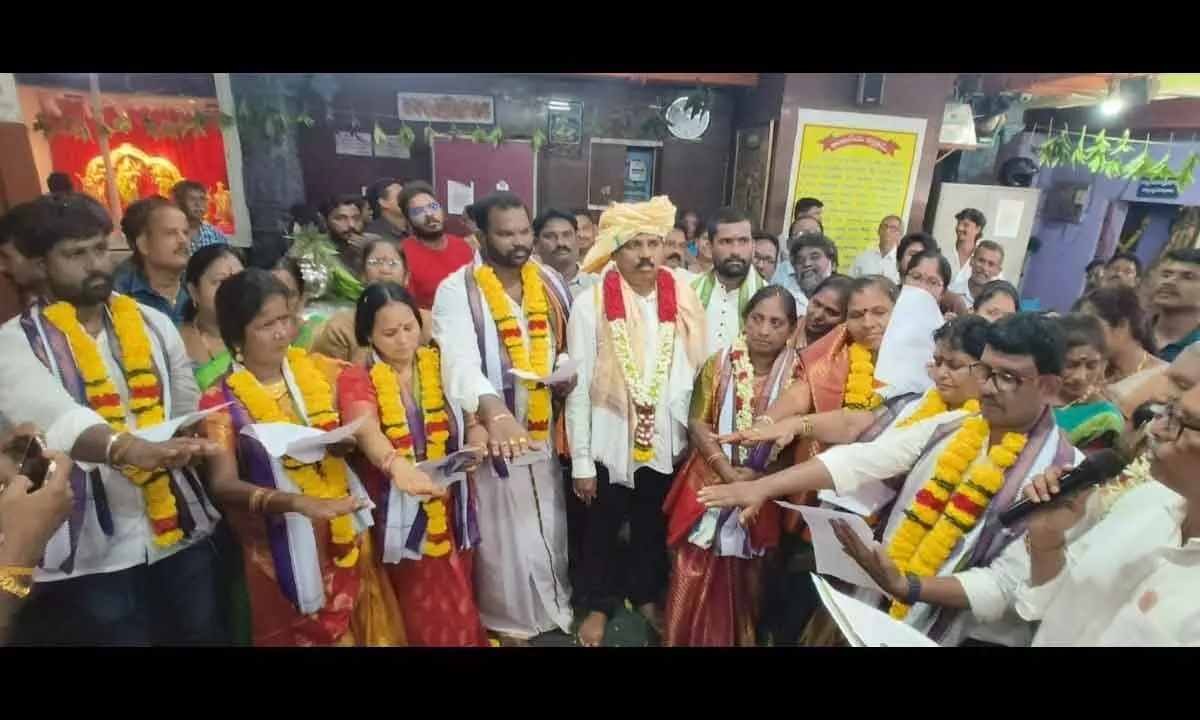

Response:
(312, 237), (431, 362)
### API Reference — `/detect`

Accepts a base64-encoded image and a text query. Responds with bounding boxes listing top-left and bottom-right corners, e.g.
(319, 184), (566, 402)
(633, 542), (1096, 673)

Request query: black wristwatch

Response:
(903, 573), (922, 606)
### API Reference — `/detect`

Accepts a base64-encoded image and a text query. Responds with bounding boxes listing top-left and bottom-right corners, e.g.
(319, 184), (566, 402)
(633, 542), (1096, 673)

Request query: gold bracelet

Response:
(248, 488), (266, 514)
(0, 566), (33, 600)
(705, 451), (725, 467)
(798, 417), (814, 439)
(261, 490), (279, 514)
(754, 415), (775, 425)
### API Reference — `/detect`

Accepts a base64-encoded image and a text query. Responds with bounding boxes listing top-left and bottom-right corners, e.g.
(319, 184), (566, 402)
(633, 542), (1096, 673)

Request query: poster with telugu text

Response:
(786, 110), (926, 271)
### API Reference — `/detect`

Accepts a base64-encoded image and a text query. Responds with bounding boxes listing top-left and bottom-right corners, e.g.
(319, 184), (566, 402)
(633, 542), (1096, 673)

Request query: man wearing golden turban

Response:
(567, 195), (707, 646)
(688, 207), (767, 355)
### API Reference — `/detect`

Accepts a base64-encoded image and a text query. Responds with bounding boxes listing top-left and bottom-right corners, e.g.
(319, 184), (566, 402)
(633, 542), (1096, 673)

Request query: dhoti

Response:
(472, 457), (574, 639)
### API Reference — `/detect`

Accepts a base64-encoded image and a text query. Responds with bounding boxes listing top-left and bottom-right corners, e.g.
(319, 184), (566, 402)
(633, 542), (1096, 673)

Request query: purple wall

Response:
(1021, 135), (1200, 312)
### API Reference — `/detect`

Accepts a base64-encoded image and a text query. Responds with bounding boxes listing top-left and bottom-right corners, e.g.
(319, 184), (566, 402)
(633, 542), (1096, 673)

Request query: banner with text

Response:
(786, 110), (926, 271)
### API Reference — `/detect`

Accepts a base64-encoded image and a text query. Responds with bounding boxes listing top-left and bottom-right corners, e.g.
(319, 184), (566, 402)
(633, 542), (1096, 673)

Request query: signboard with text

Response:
(1136, 180), (1179, 200)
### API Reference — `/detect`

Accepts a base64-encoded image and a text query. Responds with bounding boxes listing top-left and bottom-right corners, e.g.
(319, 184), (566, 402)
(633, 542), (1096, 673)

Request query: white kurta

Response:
(0, 300), (216, 583)
(565, 280), (694, 488)
(817, 410), (1084, 646)
(848, 245), (900, 283)
(1016, 481), (1200, 646)
(431, 265), (573, 638)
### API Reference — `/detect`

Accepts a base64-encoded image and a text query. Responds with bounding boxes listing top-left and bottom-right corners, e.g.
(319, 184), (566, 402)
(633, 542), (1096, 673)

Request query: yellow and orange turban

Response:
(580, 195), (677, 274)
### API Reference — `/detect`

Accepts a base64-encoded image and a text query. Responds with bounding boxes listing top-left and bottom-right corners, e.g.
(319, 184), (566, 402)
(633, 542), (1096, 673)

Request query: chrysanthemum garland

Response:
(843, 343), (884, 410)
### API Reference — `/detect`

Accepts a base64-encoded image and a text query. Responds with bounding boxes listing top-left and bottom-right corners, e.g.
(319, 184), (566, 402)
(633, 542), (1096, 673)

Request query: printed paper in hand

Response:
(133, 402), (233, 443)
(776, 501), (886, 593)
(509, 357), (579, 386)
(811, 573), (938, 647)
(416, 450), (477, 488)
(241, 416), (365, 464)
(817, 483), (897, 517)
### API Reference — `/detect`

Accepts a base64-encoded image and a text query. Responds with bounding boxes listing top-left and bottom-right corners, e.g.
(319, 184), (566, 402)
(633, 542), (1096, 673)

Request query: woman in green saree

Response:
(1054, 313), (1126, 454)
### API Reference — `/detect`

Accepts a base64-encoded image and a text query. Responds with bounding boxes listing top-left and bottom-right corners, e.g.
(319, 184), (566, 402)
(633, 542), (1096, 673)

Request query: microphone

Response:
(998, 448), (1129, 528)
(1131, 401), (1162, 431)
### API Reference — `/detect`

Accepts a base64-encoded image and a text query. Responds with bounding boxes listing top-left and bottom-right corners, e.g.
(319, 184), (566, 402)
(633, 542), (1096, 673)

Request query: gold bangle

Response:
(798, 417), (814, 439)
(261, 490), (279, 514)
(754, 415), (775, 425)
(249, 488), (266, 514)
(0, 566), (33, 600)
(705, 451), (725, 467)
(111, 434), (134, 466)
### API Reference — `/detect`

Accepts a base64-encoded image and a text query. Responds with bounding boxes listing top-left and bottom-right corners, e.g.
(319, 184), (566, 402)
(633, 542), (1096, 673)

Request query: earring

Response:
(234, 349), (244, 364)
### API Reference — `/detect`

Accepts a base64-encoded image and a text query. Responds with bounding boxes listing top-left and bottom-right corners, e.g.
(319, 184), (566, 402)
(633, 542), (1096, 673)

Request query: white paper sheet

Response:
(874, 285), (942, 397)
(447, 179), (475, 216)
(240, 416), (365, 464)
(993, 198), (1025, 239)
(811, 573), (938, 647)
(509, 357), (579, 385)
(415, 449), (477, 488)
(776, 501), (886, 593)
(132, 402), (232, 443)
(817, 482), (897, 517)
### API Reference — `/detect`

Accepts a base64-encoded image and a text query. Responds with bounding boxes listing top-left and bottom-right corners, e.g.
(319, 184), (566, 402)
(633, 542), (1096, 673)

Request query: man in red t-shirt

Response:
(398, 181), (476, 310)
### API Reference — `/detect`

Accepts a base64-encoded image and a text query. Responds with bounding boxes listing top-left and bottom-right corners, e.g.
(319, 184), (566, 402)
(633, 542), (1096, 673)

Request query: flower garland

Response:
(43, 296), (183, 547)
(603, 268), (678, 462)
(228, 347), (360, 568)
(843, 343), (884, 410)
(729, 335), (756, 463)
(895, 392), (982, 429)
(369, 347), (453, 558)
(474, 263), (552, 441)
(885, 415), (1027, 619)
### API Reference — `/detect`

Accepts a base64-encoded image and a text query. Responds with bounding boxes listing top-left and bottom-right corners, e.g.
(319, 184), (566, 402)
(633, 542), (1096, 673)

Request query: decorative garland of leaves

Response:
(33, 103), (233, 142)
(1037, 127), (1200, 187)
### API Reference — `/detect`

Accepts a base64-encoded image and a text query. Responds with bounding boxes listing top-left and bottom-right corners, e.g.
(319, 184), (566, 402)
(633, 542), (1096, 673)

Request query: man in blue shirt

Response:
(172, 180), (229, 252)
(112, 196), (192, 325)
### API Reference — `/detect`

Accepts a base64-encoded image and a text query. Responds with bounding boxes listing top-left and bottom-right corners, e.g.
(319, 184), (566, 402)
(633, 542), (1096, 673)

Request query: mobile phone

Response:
(3, 434), (50, 491)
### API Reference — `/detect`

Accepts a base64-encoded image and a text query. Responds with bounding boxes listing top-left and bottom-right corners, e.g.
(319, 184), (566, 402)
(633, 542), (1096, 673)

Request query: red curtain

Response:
(43, 95), (235, 233)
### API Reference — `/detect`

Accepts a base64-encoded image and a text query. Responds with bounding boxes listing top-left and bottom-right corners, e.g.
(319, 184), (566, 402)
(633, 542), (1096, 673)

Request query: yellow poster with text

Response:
(791, 124), (919, 270)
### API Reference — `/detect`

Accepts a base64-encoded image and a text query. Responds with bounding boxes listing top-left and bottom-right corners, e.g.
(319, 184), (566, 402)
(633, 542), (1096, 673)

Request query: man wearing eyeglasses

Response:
(398, 181), (475, 311)
(1013, 345), (1200, 645)
(699, 313), (1082, 646)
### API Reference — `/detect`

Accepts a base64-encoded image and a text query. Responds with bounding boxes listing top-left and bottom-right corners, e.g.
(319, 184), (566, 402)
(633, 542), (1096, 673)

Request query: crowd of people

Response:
(0, 173), (1196, 647)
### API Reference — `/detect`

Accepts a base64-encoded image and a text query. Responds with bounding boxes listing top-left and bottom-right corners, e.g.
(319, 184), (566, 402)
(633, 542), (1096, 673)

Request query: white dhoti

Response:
(473, 459), (573, 638)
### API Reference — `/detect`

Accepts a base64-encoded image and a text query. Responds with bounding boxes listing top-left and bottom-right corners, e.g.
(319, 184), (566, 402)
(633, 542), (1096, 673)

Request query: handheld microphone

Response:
(1131, 401), (1162, 431)
(998, 448), (1129, 528)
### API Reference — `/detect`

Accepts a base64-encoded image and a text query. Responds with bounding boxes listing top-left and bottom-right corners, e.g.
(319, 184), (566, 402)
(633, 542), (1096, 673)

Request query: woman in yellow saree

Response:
(200, 268), (406, 646)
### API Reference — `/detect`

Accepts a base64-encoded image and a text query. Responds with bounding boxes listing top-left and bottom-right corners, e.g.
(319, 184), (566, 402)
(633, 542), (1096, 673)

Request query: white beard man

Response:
(430, 190), (575, 644)
(566, 196), (707, 646)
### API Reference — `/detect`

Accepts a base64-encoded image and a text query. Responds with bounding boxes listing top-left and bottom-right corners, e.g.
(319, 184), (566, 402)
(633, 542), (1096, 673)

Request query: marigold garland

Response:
(843, 342), (884, 410)
(603, 268), (677, 462)
(894, 391), (982, 429)
(43, 295), (183, 547)
(474, 263), (552, 441)
(370, 346), (454, 558)
(228, 347), (360, 568)
(885, 415), (1027, 619)
(729, 335), (756, 463)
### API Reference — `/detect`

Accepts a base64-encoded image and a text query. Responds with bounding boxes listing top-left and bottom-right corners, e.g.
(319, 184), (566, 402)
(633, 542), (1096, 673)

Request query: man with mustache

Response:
(1150, 249), (1200, 361)
(319, 194), (368, 272)
(566, 196), (707, 646)
(533, 207), (598, 299)
(0, 192), (223, 645)
(700, 313), (1082, 646)
(112, 196), (193, 326)
(399, 181), (476, 311)
(780, 232), (837, 317)
(690, 207), (766, 355)
(431, 190), (575, 644)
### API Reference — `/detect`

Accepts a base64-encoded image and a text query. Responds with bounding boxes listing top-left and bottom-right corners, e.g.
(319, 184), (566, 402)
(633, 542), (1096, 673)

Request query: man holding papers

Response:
(566, 195), (707, 646)
(4, 193), (224, 645)
(701, 313), (1083, 646)
(431, 191), (576, 644)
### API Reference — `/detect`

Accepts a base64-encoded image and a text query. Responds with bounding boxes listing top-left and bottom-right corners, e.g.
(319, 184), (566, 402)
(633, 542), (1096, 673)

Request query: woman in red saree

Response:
(337, 283), (490, 647)
(662, 287), (800, 646)
(200, 269), (407, 646)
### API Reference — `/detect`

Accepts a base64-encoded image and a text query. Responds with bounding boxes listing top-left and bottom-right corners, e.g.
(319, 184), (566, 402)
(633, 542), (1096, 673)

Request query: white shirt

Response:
(948, 264), (1005, 307)
(0, 300), (208, 582)
(818, 411), (1083, 646)
(565, 280), (693, 486)
(701, 281), (743, 355)
(1016, 481), (1200, 646)
(776, 273), (810, 317)
(849, 244), (900, 283)
(561, 265), (600, 300)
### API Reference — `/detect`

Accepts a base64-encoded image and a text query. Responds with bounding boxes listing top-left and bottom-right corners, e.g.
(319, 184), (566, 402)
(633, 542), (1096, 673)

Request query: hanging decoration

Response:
(33, 93), (233, 142)
(1036, 127), (1200, 188)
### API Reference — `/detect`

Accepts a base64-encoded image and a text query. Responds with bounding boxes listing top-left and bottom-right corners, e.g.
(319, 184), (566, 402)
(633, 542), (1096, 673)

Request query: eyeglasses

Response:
(366, 259), (405, 269)
(968, 362), (1031, 393)
(409, 202), (442, 217)
(1155, 401), (1200, 443)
